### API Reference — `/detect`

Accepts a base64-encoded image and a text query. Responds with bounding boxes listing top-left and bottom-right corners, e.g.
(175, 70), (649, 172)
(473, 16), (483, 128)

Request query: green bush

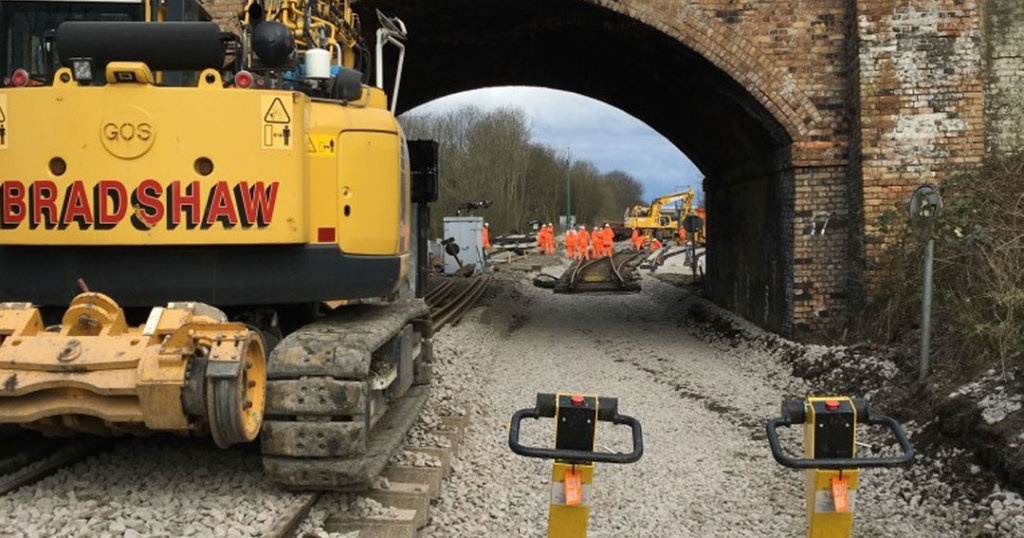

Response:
(864, 156), (1024, 379)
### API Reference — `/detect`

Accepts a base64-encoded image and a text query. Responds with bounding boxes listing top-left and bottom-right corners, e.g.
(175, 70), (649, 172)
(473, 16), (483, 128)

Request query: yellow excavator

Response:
(624, 187), (696, 241)
(0, 0), (437, 489)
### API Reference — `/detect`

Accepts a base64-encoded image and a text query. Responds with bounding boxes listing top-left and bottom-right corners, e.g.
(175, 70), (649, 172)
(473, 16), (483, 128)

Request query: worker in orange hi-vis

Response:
(536, 224), (547, 254)
(577, 225), (590, 260)
(636, 231), (648, 251)
(651, 236), (663, 251)
(630, 228), (642, 251)
(482, 222), (491, 251)
(678, 227), (688, 246)
(602, 223), (615, 258)
(565, 228), (577, 259)
(545, 223), (556, 255)
(589, 226), (601, 257)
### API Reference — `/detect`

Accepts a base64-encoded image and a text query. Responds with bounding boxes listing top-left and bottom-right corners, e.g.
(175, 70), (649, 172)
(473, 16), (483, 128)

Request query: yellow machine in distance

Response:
(767, 397), (914, 538)
(0, 0), (438, 489)
(509, 393), (644, 537)
(624, 188), (698, 241)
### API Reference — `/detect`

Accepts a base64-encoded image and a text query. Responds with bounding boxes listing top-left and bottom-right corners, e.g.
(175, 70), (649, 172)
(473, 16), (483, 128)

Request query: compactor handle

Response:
(508, 393), (643, 464)
(766, 398), (914, 469)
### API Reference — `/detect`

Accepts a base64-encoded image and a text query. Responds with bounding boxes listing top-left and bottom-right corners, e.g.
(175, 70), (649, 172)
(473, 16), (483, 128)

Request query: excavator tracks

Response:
(261, 299), (433, 490)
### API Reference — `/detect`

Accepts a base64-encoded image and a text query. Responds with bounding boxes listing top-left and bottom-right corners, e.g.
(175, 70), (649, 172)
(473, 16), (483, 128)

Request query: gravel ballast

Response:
(413, 262), (1014, 537)
(2, 253), (1021, 537)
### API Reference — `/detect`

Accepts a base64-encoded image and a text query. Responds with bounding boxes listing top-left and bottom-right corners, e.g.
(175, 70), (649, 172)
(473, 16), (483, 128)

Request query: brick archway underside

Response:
(356, 0), (792, 178)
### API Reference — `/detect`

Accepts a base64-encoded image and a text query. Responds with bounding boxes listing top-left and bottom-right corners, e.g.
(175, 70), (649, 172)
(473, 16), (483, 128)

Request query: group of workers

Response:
(482, 222), (666, 260)
(564, 224), (616, 260)
(537, 223), (556, 255)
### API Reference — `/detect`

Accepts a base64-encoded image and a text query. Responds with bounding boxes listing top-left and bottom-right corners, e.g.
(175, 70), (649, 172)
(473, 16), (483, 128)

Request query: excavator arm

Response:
(648, 188), (695, 218)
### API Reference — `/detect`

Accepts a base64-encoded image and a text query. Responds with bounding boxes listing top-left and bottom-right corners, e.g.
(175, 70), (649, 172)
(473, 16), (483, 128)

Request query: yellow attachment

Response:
(805, 469), (859, 538)
(549, 462), (594, 538)
(0, 293), (264, 444)
(804, 396), (859, 538)
(105, 62), (155, 85)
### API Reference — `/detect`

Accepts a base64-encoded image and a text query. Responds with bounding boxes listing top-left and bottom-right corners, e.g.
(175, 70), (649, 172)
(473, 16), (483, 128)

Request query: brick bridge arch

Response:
(282, 0), (1011, 340)
(589, 0), (822, 142)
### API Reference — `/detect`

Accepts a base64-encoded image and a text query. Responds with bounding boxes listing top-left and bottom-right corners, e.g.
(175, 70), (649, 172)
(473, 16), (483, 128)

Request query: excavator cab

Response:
(0, 0), (214, 87)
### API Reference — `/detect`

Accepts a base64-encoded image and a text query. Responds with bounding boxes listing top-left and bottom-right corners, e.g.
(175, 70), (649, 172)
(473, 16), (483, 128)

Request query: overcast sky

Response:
(404, 86), (704, 201)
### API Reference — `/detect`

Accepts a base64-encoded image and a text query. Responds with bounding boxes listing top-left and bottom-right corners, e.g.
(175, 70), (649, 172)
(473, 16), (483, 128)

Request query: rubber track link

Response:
(261, 299), (432, 490)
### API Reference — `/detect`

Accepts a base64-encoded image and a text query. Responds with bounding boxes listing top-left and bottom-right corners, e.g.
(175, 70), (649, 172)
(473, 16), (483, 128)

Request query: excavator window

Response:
(1, 0), (143, 82)
(1, 0), (212, 86)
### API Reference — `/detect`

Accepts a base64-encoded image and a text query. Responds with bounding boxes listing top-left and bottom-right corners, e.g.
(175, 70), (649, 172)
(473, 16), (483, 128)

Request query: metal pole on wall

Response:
(565, 148), (571, 231)
(909, 184), (942, 382)
(920, 235), (935, 382)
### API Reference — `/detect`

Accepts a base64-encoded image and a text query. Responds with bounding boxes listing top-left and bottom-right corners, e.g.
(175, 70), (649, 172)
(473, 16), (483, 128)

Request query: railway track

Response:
(426, 276), (491, 330)
(551, 250), (645, 293)
(0, 435), (114, 496)
(264, 492), (322, 538)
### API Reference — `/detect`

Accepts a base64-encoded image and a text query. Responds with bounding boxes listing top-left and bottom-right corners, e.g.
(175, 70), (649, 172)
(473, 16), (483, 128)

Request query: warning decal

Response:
(306, 134), (336, 156)
(0, 94), (7, 149)
(261, 96), (292, 150)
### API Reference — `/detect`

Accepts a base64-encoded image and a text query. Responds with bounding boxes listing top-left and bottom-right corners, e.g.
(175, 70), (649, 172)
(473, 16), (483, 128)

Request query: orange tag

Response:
(564, 468), (583, 506)
(831, 475), (849, 512)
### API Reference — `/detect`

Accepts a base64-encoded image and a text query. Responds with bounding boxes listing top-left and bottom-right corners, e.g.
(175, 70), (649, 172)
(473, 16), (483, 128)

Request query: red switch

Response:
(571, 394), (585, 406)
(825, 400), (840, 411)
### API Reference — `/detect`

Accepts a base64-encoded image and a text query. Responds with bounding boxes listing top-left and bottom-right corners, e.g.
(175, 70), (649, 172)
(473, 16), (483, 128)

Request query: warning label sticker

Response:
(261, 96), (292, 150)
(0, 94), (8, 149)
(306, 134), (336, 156)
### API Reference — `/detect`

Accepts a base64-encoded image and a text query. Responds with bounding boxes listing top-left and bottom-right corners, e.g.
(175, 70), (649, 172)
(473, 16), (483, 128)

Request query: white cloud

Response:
(405, 86), (704, 200)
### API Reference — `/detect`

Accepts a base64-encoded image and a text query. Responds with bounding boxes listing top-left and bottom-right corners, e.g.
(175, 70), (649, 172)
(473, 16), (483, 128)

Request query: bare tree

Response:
(400, 105), (649, 237)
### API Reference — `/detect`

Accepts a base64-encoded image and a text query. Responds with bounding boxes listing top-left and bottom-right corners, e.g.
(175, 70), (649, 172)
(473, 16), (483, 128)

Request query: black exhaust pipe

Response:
(56, 22), (226, 73)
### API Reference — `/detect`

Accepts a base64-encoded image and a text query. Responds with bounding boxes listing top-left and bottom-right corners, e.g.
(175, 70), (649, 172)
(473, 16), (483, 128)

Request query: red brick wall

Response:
(201, 0), (239, 33)
(595, 0), (994, 338)
(853, 1), (985, 291)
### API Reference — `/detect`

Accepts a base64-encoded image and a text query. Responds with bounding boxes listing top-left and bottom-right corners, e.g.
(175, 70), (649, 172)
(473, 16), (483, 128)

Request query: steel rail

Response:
(611, 250), (644, 282)
(431, 277), (491, 330)
(263, 492), (323, 538)
(424, 279), (457, 306)
(0, 437), (114, 496)
(568, 257), (602, 288)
